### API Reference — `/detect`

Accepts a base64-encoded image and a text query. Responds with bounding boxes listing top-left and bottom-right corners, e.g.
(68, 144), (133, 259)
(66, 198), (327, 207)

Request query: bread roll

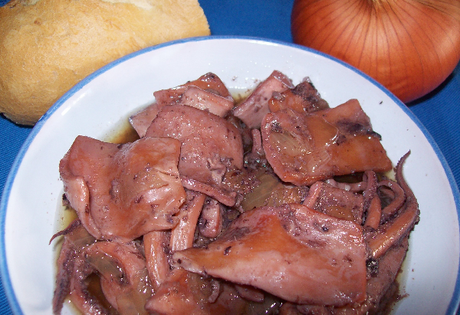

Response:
(0, 0), (210, 125)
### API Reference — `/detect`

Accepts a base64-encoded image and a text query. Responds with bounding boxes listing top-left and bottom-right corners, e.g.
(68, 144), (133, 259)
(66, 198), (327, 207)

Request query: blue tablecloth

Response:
(0, 0), (459, 314)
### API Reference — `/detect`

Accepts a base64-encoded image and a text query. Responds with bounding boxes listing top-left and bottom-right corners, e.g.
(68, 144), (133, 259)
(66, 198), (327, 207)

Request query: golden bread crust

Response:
(0, 0), (210, 125)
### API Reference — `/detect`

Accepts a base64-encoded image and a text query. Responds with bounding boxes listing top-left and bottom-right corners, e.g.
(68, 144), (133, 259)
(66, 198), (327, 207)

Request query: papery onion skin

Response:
(291, 0), (460, 103)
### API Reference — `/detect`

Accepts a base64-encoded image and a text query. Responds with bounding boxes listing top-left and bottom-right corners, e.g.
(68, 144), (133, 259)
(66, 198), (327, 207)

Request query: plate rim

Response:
(1, 35), (459, 314)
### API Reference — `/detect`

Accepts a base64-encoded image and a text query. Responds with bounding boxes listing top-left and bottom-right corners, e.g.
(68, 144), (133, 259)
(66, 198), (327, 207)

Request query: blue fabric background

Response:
(1, 0), (459, 314)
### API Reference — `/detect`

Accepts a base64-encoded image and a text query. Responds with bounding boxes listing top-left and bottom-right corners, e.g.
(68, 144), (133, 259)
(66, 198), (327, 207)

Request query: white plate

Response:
(1, 37), (459, 315)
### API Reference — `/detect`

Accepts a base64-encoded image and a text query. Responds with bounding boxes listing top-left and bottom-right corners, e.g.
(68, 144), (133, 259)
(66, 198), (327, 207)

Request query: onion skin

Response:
(291, 0), (460, 103)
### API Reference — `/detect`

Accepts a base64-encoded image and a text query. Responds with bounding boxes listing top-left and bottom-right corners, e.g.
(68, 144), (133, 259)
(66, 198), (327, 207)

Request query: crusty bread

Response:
(0, 0), (210, 125)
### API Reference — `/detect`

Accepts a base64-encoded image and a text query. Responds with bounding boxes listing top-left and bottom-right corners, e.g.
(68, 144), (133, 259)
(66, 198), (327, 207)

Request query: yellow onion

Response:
(291, 0), (460, 103)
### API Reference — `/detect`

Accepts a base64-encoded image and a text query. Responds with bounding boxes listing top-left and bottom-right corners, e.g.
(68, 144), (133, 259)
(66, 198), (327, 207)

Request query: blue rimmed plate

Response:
(1, 36), (459, 314)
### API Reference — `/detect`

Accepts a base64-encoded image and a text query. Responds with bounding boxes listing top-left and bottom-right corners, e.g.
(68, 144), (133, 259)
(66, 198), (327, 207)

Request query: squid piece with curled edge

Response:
(145, 104), (244, 206)
(59, 135), (186, 241)
(233, 70), (295, 129)
(262, 99), (392, 186)
(173, 203), (367, 307)
(130, 72), (234, 137)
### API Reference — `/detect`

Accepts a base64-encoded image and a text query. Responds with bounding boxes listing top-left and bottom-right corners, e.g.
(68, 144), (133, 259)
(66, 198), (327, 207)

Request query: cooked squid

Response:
(233, 70), (294, 128)
(52, 71), (419, 315)
(261, 99), (393, 186)
(59, 136), (186, 241)
(172, 203), (367, 306)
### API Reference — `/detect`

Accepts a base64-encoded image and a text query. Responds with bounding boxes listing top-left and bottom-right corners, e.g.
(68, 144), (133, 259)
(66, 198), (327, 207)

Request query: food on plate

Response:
(0, 0), (210, 125)
(261, 98), (392, 186)
(59, 136), (186, 240)
(51, 71), (420, 314)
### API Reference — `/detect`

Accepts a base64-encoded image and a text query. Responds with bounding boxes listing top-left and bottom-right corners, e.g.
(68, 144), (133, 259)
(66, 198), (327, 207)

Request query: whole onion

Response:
(291, 0), (460, 103)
